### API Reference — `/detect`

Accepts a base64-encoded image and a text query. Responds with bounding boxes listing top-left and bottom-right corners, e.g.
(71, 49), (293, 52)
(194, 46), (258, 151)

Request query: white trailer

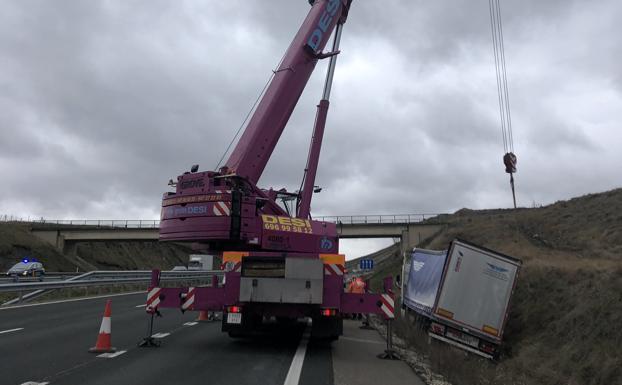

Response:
(428, 239), (521, 359)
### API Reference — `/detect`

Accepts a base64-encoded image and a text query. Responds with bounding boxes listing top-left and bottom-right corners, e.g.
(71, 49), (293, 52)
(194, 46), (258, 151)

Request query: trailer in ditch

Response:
(402, 239), (521, 359)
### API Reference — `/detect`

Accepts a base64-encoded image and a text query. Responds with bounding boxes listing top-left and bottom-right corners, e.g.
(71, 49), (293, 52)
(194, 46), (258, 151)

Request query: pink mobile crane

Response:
(147, 0), (394, 340)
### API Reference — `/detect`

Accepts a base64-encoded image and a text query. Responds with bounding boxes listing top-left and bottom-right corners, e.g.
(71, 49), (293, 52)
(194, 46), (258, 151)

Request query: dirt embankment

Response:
(364, 188), (622, 385)
(0, 223), (193, 272)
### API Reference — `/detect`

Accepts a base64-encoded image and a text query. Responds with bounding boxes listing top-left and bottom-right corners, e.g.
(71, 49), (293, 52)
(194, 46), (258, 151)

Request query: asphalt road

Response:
(0, 293), (423, 385)
(0, 293), (331, 385)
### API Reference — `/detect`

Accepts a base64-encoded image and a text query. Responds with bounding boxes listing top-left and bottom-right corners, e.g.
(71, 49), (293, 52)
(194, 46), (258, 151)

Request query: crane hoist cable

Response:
(488, 0), (517, 208)
(214, 50), (289, 171)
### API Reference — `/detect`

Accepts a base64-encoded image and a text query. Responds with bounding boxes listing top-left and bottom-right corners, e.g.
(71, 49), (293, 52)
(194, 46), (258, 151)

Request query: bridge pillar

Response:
(400, 228), (410, 257)
(57, 234), (66, 254)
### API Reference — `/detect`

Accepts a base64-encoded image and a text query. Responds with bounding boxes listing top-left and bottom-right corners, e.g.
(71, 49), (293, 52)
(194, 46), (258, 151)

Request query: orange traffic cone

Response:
(196, 310), (211, 322)
(89, 299), (116, 353)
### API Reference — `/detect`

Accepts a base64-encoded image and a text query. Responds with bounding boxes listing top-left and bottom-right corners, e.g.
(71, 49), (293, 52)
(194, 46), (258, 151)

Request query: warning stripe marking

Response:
(323, 264), (344, 276)
(380, 294), (395, 319)
(181, 287), (195, 311)
(212, 201), (231, 216)
(146, 287), (161, 313)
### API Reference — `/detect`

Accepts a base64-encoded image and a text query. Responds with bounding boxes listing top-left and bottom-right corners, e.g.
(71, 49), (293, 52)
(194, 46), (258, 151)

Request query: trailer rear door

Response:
(433, 240), (521, 342)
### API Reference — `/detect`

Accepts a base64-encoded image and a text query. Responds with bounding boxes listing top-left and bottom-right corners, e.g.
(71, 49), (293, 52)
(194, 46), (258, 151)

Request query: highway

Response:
(0, 293), (424, 385)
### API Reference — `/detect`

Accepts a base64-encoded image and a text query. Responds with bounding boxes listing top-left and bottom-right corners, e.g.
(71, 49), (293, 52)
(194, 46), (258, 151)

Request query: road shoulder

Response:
(332, 319), (425, 385)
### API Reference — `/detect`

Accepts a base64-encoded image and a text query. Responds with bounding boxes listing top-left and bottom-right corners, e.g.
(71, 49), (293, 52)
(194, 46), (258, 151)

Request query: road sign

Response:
(360, 259), (374, 270)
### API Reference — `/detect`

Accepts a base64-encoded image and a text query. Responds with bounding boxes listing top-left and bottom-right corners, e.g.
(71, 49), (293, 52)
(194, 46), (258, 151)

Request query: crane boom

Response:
(159, 0), (352, 251)
(224, 0), (351, 184)
(150, 1), (398, 344)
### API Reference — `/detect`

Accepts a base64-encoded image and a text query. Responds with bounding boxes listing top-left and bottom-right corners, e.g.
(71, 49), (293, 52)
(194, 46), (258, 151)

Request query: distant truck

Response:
(188, 254), (214, 271)
(402, 239), (521, 359)
(171, 255), (214, 271)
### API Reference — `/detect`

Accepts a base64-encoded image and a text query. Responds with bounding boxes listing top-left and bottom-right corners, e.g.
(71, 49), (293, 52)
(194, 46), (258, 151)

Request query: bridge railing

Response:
(315, 213), (446, 225)
(1, 217), (161, 228)
(2, 214), (447, 228)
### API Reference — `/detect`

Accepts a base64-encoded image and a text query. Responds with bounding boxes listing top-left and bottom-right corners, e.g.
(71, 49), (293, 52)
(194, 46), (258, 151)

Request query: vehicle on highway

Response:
(6, 259), (45, 281)
(188, 254), (213, 270)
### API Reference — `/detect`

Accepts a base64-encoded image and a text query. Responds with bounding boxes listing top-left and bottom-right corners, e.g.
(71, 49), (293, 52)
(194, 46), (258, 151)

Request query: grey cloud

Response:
(1, 0), (621, 230)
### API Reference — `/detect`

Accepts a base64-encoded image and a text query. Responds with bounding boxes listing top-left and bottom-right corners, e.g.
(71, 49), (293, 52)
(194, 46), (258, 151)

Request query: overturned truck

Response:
(402, 239), (521, 359)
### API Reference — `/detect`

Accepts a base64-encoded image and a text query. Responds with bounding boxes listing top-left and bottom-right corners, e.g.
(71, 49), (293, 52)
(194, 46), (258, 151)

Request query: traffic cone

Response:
(89, 299), (116, 353)
(196, 310), (211, 322)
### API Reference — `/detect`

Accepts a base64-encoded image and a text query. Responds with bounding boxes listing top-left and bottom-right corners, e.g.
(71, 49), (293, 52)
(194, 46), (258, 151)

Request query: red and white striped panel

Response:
(380, 293), (395, 319)
(181, 287), (195, 311)
(146, 287), (161, 313)
(324, 263), (344, 276)
(212, 201), (231, 216)
(213, 190), (232, 216)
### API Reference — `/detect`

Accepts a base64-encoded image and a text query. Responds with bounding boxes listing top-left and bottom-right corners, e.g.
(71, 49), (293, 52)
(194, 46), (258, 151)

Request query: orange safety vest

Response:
(348, 278), (366, 294)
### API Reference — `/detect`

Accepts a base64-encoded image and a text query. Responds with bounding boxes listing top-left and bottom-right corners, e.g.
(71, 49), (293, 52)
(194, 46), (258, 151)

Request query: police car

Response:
(6, 259), (45, 281)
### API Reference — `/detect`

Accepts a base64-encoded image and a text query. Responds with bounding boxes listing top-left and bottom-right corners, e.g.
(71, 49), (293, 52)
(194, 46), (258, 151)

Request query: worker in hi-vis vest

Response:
(346, 277), (366, 319)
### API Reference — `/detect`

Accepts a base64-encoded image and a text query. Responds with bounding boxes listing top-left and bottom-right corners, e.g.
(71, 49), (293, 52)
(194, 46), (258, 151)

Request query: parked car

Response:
(6, 260), (45, 281)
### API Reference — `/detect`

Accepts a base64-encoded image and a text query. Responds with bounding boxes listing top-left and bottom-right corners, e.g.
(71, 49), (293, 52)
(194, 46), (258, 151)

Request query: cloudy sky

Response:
(1, 0), (621, 258)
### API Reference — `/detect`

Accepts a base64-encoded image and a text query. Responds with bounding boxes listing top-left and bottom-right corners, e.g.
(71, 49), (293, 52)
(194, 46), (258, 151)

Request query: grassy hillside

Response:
(0, 223), (76, 271)
(0, 223), (193, 271)
(363, 188), (622, 385)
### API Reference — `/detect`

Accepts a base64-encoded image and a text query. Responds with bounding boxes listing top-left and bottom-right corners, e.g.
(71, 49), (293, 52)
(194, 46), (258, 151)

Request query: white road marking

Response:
(183, 322), (198, 326)
(97, 350), (127, 358)
(0, 291), (145, 311)
(283, 321), (311, 385)
(151, 332), (170, 338)
(0, 327), (24, 335)
(20, 382), (49, 385)
(135, 304), (147, 308)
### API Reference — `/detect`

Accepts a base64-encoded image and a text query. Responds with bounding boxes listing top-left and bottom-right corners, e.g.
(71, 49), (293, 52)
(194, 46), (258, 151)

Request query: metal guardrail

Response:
(0, 272), (81, 283)
(1, 270), (223, 305)
(1, 214), (447, 228)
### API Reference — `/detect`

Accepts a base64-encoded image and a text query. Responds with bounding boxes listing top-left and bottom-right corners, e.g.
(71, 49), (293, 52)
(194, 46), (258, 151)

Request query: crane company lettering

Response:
(180, 179), (205, 189)
(163, 194), (227, 207)
(307, 0), (340, 51)
(261, 215), (313, 234)
(162, 205), (210, 218)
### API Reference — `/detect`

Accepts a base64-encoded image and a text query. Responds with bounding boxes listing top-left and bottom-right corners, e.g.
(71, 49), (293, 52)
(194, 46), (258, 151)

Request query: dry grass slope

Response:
(0, 223), (194, 271)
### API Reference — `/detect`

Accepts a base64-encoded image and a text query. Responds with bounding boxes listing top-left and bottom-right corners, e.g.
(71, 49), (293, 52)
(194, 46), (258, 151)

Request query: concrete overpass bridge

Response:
(27, 214), (447, 255)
